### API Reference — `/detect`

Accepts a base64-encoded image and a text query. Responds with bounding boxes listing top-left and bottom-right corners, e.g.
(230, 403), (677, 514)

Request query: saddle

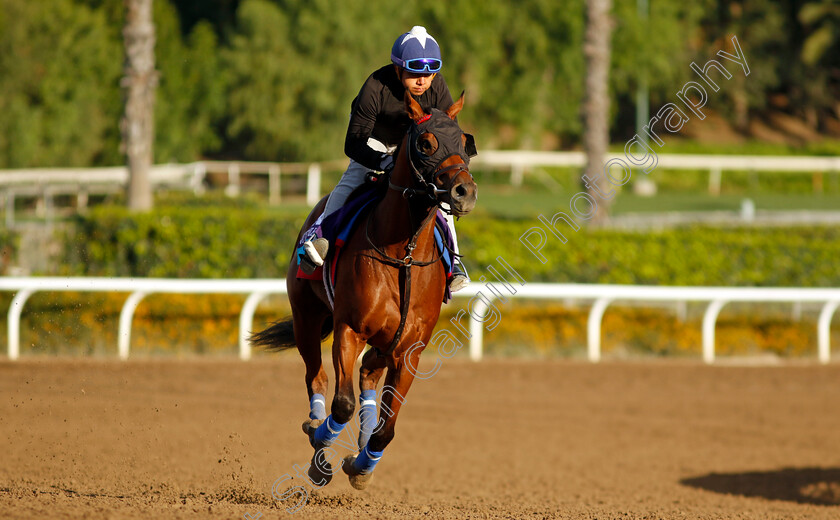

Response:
(295, 178), (455, 308)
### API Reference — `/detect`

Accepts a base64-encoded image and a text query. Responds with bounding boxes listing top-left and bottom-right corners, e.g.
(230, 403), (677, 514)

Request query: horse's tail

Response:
(249, 316), (334, 352)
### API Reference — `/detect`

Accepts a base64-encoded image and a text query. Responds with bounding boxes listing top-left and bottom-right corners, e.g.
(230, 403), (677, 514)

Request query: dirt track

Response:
(1, 356), (839, 519)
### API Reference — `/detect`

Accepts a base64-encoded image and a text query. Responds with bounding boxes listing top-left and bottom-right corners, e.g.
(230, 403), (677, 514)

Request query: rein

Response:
(364, 207), (442, 269)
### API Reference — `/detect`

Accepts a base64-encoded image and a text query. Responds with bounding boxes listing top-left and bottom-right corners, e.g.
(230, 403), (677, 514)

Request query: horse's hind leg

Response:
(287, 275), (332, 426)
(307, 324), (367, 449)
(291, 294), (336, 488)
(295, 310), (331, 425)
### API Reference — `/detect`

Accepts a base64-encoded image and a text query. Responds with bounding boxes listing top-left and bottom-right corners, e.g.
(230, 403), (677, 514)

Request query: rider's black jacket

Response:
(345, 64), (454, 171)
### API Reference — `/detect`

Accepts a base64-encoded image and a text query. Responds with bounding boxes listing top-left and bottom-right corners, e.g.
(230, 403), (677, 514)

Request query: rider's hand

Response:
(379, 154), (395, 174)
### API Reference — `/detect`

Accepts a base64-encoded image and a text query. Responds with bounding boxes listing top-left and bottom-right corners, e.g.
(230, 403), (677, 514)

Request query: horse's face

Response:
(405, 93), (478, 217)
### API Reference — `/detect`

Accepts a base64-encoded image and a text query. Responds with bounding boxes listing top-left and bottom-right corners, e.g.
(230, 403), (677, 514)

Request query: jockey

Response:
(303, 25), (469, 292)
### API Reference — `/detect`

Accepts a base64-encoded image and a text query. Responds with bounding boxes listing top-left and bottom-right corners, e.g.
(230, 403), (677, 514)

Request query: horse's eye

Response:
(416, 133), (438, 156)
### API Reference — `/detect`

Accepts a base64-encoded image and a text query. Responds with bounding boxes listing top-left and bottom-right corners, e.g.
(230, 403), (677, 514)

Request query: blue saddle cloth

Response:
(296, 181), (454, 304)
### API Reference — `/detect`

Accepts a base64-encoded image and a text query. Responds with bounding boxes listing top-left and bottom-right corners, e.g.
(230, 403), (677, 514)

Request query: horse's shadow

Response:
(681, 467), (840, 506)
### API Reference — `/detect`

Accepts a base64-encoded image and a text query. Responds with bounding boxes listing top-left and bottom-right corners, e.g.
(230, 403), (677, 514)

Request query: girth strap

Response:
(382, 260), (413, 358)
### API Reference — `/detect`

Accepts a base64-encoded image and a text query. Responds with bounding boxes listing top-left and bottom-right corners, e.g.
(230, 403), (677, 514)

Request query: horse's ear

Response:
(446, 91), (465, 119)
(404, 92), (426, 122)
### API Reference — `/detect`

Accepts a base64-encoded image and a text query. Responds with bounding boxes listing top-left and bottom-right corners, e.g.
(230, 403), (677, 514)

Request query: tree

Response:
(800, 0), (840, 66)
(222, 0), (400, 161)
(420, 0), (585, 149)
(0, 0), (121, 168)
(123, 0), (156, 211)
(695, 0), (783, 132)
(798, 0), (840, 128)
(581, 0), (613, 225)
(154, 1), (226, 162)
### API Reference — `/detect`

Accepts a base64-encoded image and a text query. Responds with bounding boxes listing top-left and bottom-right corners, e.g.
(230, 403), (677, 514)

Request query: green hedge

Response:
(58, 206), (840, 288)
(61, 205), (303, 278)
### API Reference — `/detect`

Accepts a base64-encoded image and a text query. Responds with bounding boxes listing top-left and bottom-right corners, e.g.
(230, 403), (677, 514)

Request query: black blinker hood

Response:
(407, 108), (477, 177)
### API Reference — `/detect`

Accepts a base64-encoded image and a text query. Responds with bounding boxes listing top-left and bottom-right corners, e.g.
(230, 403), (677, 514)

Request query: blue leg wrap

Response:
(313, 415), (346, 447)
(357, 389), (378, 449)
(353, 445), (384, 474)
(309, 393), (327, 421)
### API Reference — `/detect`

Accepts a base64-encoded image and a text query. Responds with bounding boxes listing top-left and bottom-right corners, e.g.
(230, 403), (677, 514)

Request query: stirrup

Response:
(304, 237), (329, 266)
(299, 255), (319, 275)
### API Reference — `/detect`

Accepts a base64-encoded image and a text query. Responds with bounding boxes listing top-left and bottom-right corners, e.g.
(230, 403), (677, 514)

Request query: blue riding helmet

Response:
(391, 26), (442, 74)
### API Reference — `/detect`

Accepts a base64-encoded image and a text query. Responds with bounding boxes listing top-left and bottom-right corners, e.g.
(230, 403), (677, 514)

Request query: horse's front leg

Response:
(343, 346), (420, 490)
(303, 324), (367, 485)
(356, 347), (387, 450)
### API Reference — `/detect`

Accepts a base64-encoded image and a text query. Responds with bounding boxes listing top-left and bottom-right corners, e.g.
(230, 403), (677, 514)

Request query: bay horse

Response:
(251, 92), (477, 490)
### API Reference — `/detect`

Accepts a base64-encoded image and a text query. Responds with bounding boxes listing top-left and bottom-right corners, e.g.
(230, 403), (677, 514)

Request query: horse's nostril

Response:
(454, 184), (467, 199)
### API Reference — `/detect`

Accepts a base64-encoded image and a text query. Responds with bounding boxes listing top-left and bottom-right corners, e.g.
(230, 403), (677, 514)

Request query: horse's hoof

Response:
(307, 448), (333, 487)
(302, 419), (324, 448)
(342, 454), (374, 490)
(302, 418), (324, 434)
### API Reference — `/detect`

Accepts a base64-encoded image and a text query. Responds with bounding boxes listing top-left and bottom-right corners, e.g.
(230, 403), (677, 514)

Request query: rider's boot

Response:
(449, 260), (470, 293)
(441, 208), (469, 293)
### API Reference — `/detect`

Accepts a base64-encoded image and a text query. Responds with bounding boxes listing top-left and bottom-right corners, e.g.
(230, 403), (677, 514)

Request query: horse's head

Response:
(403, 92), (478, 217)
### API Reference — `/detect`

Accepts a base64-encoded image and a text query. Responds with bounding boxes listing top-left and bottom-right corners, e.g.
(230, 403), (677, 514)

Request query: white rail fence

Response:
(473, 151), (840, 194)
(0, 278), (289, 361)
(0, 160), (342, 226)
(1, 278), (838, 364)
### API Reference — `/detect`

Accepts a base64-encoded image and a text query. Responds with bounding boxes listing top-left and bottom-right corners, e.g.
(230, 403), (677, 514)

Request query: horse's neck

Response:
(371, 152), (436, 253)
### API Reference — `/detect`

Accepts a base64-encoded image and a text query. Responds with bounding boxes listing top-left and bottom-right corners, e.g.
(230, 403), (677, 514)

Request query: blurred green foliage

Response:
(1, 0), (836, 168)
(61, 204), (302, 278)
(0, 0), (121, 167)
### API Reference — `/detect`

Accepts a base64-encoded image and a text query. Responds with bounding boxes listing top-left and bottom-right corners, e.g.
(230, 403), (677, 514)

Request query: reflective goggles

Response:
(403, 58), (442, 73)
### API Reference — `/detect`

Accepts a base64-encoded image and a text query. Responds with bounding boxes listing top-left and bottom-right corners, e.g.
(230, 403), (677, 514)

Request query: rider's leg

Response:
(323, 160), (370, 217)
(304, 138), (396, 266)
(441, 205), (469, 292)
(304, 160), (369, 266)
